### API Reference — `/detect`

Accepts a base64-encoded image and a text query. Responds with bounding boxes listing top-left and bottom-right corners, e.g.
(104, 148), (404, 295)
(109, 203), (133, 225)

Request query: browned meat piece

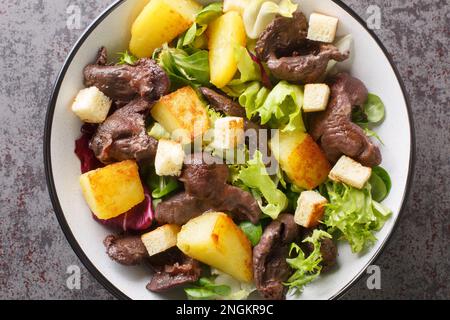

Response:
(302, 230), (338, 273)
(155, 193), (212, 225)
(90, 98), (158, 164)
(147, 248), (202, 292)
(317, 237), (337, 272)
(253, 214), (300, 300)
(104, 234), (148, 266)
(84, 47), (170, 103)
(255, 12), (349, 83)
(267, 43), (349, 83)
(309, 73), (382, 167)
(199, 87), (262, 132)
(255, 12), (308, 62)
(156, 153), (262, 225)
(180, 153), (230, 199)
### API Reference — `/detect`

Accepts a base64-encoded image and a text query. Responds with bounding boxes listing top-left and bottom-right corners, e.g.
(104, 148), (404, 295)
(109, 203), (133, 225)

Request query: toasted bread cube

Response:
(303, 84), (331, 112)
(212, 117), (245, 150)
(307, 13), (339, 43)
(80, 160), (145, 220)
(141, 224), (181, 256)
(329, 156), (372, 189)
(294, 191), (328, 228)
(151, 87), (210, 144)
(71, 86), (112, 123)
(155, 139), (185, 177)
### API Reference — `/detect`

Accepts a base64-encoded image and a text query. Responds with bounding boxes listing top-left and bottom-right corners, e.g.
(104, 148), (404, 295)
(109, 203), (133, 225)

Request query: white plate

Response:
(44, 0), (415, 300)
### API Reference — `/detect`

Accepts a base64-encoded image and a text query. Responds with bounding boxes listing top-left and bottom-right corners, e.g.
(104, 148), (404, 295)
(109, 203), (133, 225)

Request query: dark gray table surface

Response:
(0, 0), (448, 300)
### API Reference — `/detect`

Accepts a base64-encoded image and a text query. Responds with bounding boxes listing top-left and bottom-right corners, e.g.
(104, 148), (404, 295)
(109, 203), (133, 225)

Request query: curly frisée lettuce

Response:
(235, 151), (288, 219)
(284, 230), (332, 293)
(322, 180), (392, 253)
(117, 50), (138, 65)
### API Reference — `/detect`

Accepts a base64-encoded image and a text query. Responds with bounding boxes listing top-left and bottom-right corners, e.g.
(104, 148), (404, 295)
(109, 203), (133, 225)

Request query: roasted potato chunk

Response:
(130, 0), (202, 58)
(177, 212), (253, 283)
(150, 86), (210, 144)
(271, 130), (331, 190)
(208, 11), (247, 88)
(80, 160), (145, 220)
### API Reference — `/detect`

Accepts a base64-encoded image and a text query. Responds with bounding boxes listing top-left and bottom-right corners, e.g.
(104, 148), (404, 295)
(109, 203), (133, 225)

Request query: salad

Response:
(71, 0), (392, 300)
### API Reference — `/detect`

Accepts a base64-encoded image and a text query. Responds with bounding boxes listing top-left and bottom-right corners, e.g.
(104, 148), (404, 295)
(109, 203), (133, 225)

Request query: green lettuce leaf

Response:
(235, 151), (288, 219)
(352, 93), (386, 142)
(185, 277), (231, 300)
(145, 169), (181, 200)
(117, 50), (138, 65)
(147, 122), (171, 140)
(237, 81), (305, 132)
(155, 44), (210, 89)
(222, 47), (262, 97)
(322, 180), (392, 253)
(243, 0), (298, 39)
(179, 2), (223, 47)
(364, 93), (385, 123)
(239, 221), (263, 246)
(186, 270), (256, 300)
(284, 230), (332, 293)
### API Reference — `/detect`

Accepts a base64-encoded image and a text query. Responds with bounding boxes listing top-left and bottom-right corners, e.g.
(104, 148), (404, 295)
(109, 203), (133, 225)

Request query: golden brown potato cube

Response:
(130, 0), (202, 58)
(177, 212), (253, 283)
(79, 160), (145, 220)
(271, 130), (331, 190)
(150, 86), (210, 144)
(208, 11), (247, 88)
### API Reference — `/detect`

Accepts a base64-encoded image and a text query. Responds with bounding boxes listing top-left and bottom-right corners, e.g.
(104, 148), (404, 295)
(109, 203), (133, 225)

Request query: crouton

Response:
(329, 155), (372, 189)
(212, 117), (245, 150)
(307, 13), (339, 43)
(141, 224), (181, 256)
(294, 191), (328, 228)
(155, 139), (185, 177)
(71, 86), (112, 123)
(303, 84), (331, 112)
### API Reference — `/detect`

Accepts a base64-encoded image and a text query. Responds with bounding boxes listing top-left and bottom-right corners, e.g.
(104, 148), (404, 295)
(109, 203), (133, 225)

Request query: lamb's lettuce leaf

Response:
(369, 166), (392, 202)
(284, 230), (332, 293)
(143, 167), (181, 200)
(185, 277), (232, 300)
(186, 270), (256, 300)
(322, 180), (392, 253)
(179, 2), (223, 47)
(155, 44), (210, 89)
(364, 93), (385, 123)
(239, 221), (263, 246)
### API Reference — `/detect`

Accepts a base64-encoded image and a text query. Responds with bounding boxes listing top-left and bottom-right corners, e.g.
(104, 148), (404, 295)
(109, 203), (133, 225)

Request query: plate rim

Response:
(44, 0), (416, 301)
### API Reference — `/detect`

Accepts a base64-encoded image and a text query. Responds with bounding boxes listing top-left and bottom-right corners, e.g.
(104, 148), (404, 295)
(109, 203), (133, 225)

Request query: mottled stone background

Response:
(0, 0), (448, 300)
